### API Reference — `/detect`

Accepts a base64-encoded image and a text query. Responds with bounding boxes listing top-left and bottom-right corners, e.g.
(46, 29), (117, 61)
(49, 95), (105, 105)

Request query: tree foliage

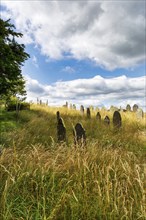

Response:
(0, 18), (30, 99)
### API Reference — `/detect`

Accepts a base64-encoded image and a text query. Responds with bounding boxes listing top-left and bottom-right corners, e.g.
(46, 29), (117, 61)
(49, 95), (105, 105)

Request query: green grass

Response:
(0, 104), (146, 219)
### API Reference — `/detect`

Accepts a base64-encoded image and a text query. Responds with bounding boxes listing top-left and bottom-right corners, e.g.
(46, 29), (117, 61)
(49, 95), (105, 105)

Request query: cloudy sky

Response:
(1, 0), (146, 109)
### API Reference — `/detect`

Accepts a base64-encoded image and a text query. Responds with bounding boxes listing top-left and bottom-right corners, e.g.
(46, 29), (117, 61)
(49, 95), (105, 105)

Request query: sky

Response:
(1, 0), (146, 110)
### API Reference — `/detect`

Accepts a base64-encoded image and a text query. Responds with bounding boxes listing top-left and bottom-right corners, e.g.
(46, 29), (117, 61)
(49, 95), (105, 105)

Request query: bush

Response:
(6, 102), (30, 111)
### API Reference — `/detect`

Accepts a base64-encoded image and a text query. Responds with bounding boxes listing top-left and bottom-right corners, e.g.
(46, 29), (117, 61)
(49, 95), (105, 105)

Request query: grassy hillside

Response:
(0, 104), (146, 219)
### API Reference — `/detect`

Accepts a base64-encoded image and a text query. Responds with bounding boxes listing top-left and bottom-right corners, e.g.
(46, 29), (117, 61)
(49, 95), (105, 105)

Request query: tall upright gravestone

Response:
(96, 112), (101, 121)
(80, 105), (84, 115)
(73, 123), (86, 147)
(87, 108), (91, 118)
(113, 111), (122, 128)
(56, 111), (60, 122)
(73, 104), (76, 110)
(57, 118), (66, 142)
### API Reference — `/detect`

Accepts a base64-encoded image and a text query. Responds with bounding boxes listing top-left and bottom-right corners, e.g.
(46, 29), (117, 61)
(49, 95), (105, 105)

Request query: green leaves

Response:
(0, 18), (30, 98)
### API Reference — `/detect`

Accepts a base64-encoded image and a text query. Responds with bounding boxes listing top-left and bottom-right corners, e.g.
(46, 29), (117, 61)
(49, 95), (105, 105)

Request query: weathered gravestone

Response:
(104, 116), (110, 125)
(73, 104), (76, 110)
(57, 118), (66, 142)
(63, 101), (68, 108)
(136, 108), (144, 120)
(110, 106), (118, 112)
(70, 104), (73, 109)
(133, 104), (138, 112)
(87, 108), (91, 118)
(73, 123), (86, 147)
(80, 105), (84, 115)
(96, 112), (101, 121)
(37, 97), (39, 105)
(126, 104), (131, 111)
(56, 111), (60, 122)
(113, 111), (122, 128)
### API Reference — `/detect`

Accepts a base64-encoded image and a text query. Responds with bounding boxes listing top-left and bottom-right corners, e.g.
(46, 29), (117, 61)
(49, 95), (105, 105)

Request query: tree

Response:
(0, 18), (30, 99)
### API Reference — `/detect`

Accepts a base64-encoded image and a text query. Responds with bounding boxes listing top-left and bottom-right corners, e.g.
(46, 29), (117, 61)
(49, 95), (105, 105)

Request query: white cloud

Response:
(61, 66), (75, 74)
(2, 1), (145, 70)
(32, 55), (39, 68)
(25, 75), (146, 110)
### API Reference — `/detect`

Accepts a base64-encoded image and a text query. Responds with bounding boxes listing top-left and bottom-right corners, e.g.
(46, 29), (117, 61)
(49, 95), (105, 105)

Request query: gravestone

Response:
(37, 97), (39, 105)
(87, 108), (91, 118)
(136, 108), (144, 120)
(126, 104), (131, 111)
(96, 112), (101, 121)
(104, 116), (110, 125)
(40, 100), (42, 105)
(46, 100), (48, 106)
(80, 105), (84, 115)
(110, 106), (118, 112)
(113, 111), (122, 128)
(73, 123), (86, 147)
(57, 118), (66, 142)
(63, 102), (68, 108)
(73, 104), (76, 110)
(56, 111), (60, 122)
(70, 104), (73, 109)
(133, 104), (138, 112)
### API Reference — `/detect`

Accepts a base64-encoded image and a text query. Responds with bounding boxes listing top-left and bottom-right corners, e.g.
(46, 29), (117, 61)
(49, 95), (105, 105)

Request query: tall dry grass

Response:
(0, 104), (145, 219)
(0, 143), (145, 219)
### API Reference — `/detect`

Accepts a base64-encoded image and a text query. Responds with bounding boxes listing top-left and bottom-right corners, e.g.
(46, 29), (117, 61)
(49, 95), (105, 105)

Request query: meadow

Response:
(0, 104), (146, 220)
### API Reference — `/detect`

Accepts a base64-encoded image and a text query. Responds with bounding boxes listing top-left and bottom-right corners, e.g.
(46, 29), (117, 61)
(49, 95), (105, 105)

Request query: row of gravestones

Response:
(63, 103), (141, 113)
(56, 110), (122, 147)
(126, 104), (138, 112)
(36, 99), (143, 117)
(80, 105), (144, 120)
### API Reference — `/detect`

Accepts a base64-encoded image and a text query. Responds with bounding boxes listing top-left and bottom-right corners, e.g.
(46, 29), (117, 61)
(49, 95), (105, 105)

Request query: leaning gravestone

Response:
(57, 118), (66, 142)
(96, 112), (101, 121)
(56, 111), (60, 122)
(104, 116), (110, 125)
(80, 105), (84, 115)
(136, 108), (144, 120)
(113, 111), (122, 128)
(126, 104), (131, 111)
(133, 104), (139, 112)
(73, 123), (86, 147)
(87, 108), (91, 118)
